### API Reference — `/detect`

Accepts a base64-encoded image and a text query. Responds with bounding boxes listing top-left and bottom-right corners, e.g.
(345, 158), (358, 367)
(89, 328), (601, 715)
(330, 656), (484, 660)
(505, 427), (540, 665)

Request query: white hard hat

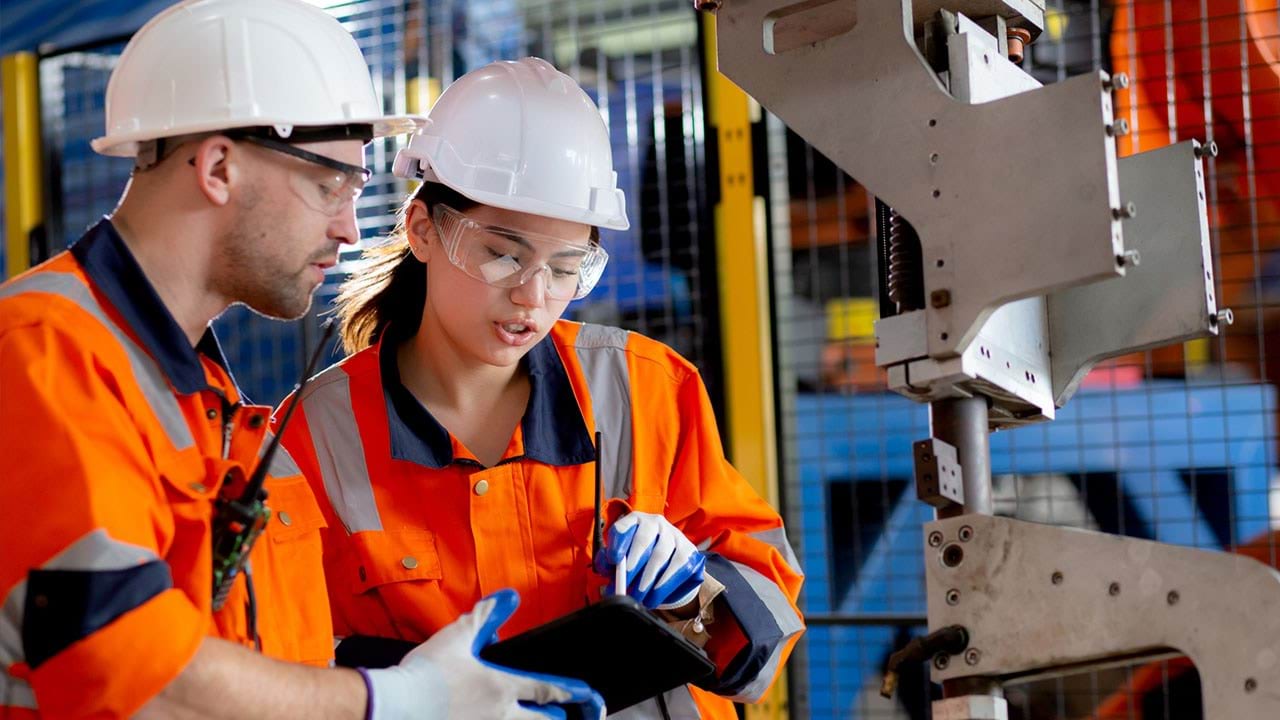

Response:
(92, 0), (424, 157)
(392, 57), (630, 231)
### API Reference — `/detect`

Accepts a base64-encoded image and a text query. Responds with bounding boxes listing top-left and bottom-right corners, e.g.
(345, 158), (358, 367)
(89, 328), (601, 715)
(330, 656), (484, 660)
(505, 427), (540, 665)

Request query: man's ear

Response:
(405, 199), (436, 263)
(190, 135), (238, 206)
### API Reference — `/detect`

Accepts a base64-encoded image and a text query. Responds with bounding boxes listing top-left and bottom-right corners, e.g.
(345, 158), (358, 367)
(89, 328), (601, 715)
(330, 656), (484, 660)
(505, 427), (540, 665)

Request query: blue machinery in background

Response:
(793, 381), (1276, 718)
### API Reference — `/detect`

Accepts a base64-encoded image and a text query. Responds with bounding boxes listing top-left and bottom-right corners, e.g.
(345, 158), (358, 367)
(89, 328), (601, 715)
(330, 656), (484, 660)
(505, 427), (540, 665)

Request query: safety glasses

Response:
(431, 204), (609, 301)
(235, 134), (372, 215)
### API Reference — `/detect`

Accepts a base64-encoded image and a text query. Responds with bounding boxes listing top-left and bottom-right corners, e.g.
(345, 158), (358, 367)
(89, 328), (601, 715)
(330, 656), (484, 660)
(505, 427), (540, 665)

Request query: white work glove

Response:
(361, 589), (605, 720)
(600, 512), (706, 610)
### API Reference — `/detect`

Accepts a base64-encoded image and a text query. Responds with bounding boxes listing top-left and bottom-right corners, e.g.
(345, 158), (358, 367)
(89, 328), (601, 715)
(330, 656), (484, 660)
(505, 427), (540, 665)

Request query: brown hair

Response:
(335, 182), (478, 353)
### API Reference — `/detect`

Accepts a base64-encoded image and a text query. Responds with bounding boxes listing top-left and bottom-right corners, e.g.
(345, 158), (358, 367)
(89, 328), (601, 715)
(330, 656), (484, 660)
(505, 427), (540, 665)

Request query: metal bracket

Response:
(924, 515), (1280, 716)
(1048, 140), (1219, 406)
(914, 437), (965, 507)
(717, 0), (1124, 362)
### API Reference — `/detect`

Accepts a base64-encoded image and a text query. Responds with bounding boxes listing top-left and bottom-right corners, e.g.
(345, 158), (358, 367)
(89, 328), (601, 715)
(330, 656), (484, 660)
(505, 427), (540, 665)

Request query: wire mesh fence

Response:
(26, 0), (714, 407)
(773, 2), (1280, 718)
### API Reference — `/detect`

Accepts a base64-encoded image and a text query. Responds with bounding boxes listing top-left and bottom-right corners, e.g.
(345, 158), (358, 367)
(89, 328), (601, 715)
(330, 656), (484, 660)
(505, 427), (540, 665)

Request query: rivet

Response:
(279, 511), (293, 527)
(189, 482), (208, 493)
(474, 479), (490, 496)
(402, 556), (419, 570)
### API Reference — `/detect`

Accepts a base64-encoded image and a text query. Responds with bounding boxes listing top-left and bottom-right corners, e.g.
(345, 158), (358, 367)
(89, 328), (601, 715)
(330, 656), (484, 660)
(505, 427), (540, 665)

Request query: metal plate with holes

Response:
(718, 0), (1124, 361)
(1047, 140), (1218, 406)
(924, 515), (1280, 716)
(914, 438), (964, 507)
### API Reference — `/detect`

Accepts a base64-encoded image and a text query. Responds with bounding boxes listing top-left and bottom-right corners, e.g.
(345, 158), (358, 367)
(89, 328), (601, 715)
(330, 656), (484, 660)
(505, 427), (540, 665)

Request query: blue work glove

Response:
(362, 588), (606, 720)
(599, 512), (706, 610)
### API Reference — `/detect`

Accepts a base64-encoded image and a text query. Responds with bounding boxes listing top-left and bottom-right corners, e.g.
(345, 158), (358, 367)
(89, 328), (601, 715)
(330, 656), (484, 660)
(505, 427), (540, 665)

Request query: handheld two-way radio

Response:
(211, 319), (337, 611)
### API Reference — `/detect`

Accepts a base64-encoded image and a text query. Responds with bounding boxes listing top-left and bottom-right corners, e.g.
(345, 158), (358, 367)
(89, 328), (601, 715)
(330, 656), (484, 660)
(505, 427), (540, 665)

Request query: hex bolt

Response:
(1113, 202), (1138, 220)
(958, 525), (974, 542)
(1109, 582), (1122, 597)
(1107, 119), (1130, 137)
(930, 289), (952, 309)
(1115, 249), (1141, 268)
(934, 654), (950, 670)
(928, 531), (945, 548)
(1104, 72), (1130, 91)
(945, 589), (961, 606)
(1195, 140), (1219, 159)
(1167, 590), (1180, 606)
(965, 648), (982, 666)
(1051, 571), (1064, 585)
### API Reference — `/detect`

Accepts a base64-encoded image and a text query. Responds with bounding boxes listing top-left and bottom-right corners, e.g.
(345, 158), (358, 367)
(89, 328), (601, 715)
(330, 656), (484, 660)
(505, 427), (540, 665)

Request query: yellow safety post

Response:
(2, 52), (44, 278)
(701, 13), (789, 720)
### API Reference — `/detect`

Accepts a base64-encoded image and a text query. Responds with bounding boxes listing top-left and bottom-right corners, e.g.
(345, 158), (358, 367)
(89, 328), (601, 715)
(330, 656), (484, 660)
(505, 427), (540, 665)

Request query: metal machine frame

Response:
(698, 0), (1280, 716)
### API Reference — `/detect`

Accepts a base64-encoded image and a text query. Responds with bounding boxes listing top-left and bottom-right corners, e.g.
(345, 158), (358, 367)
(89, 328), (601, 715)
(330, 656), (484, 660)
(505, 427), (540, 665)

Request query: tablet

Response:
(335, 596), (715, 713)
(479, 595), (715, 712)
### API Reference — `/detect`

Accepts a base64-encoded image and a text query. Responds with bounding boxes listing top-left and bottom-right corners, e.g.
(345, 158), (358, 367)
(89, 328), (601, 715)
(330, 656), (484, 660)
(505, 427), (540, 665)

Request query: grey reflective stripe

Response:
(0, 529), (161, 672)
(749, 527), (804, 578)
(1, 674), (36, 710)
(299, 366), (381, 533)
(574, 324), (633, 500)
(260, 432), (303, 477)
(609, 686), (700, 719)
(0, 272), (194, 450)
(726, 561), (804, 703)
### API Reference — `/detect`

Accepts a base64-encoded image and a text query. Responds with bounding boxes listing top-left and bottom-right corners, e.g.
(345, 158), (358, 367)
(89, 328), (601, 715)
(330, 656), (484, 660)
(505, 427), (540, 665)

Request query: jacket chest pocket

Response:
(344, 529), (444, 594)
(264, 478), (328, 544)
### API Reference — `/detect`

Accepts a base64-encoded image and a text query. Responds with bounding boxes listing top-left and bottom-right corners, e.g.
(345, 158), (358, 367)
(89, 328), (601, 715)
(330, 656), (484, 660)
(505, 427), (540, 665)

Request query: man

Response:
(0, 1), (601, 718)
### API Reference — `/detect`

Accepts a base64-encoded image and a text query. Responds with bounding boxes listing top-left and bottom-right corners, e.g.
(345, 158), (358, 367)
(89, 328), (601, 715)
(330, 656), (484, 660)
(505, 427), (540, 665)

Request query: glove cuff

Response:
(356, 668), (376, 720)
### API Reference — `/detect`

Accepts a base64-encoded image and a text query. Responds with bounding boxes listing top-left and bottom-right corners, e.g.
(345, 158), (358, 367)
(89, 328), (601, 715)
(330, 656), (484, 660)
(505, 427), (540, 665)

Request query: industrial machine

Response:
(696, 0), (1280, 716)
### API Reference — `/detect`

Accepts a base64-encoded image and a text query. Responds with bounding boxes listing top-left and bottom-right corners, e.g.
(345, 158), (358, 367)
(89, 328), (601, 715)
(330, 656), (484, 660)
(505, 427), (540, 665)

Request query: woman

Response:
(278, 57), (804, 719)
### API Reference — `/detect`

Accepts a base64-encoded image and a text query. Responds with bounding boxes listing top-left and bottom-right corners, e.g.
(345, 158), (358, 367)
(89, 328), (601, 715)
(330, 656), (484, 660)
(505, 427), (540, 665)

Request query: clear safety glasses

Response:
(236, 134), (372, 215)
(431, 204), (609, 301)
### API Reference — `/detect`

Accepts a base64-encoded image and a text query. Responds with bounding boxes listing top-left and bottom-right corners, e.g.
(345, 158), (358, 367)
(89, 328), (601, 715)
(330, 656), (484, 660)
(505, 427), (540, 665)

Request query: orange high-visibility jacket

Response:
(0, 220), (333, 719)
(279, 320), (805, 720)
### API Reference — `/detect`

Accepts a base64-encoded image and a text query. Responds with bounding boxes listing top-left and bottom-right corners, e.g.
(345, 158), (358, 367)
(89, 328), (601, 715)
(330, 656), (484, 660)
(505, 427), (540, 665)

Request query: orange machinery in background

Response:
(1112, 0), (1280, 381)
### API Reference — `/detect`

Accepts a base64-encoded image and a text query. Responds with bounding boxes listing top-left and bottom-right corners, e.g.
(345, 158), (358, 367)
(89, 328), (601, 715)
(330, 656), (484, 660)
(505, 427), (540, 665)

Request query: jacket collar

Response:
(380, 331), (595, 469)
(71, 218), (230, 396)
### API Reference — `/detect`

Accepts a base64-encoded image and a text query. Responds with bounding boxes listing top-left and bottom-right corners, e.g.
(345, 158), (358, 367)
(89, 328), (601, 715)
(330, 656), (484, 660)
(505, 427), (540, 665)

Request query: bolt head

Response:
(930, 289), (952, 309)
